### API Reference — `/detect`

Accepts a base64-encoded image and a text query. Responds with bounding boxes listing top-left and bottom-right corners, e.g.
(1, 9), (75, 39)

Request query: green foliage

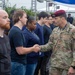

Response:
(21, 6), (35, 16)
(5, 5), (35, 17)
(5, 4), (16, 17)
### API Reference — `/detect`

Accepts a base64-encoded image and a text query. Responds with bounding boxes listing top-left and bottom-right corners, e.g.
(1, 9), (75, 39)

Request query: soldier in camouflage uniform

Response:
(36, 10), (75, 75)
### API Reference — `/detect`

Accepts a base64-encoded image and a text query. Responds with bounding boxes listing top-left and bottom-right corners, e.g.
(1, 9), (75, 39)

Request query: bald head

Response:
(0, 9), (8, 17)
(0, 9), (10, 30)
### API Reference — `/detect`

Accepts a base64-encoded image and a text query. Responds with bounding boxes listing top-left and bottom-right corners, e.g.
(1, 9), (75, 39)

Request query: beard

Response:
(0, 22), (10, 30)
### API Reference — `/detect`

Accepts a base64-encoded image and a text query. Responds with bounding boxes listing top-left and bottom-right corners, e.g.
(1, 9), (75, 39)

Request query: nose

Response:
(52, 18), (55, 22)
(8, 18), (10, 22)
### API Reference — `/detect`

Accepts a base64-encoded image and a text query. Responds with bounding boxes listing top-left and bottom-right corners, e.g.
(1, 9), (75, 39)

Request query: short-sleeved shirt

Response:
(8, 26), (26, 65)
(23, 28), (40, 64)
(0, 34), (11, 75)
(34, 23), (44, 57)
(34, 23), (44, 45)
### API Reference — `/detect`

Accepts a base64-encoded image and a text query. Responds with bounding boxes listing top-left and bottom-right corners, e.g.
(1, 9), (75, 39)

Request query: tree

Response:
(21, 6), (35, 16)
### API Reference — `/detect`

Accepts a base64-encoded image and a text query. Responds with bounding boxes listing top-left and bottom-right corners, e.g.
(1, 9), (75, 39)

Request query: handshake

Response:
(32, 44), (41, 53)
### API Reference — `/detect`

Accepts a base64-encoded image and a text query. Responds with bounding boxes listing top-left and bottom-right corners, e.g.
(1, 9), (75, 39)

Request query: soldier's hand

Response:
(32, 44), (40, 53)
(67, 67), (75, 75)
(34, 44), (40, 47)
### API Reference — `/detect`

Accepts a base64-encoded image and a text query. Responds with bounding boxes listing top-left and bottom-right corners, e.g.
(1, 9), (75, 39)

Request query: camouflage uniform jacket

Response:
(40, 22), (75, 70)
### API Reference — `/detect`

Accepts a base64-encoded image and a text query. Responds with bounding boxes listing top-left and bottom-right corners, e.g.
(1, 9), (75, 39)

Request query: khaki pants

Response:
(49, 67), (68, 75)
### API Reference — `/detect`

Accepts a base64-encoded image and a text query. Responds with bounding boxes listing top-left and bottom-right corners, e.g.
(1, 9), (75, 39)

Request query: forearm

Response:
(40, 42), (53, 52)
(16, 47), (34, 55)
(23, 47), (34, 54)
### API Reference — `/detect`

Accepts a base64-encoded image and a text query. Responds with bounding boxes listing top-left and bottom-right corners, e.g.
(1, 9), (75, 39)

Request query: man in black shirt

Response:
(0, 10), (11, 75)
(67, 13), (73, 24)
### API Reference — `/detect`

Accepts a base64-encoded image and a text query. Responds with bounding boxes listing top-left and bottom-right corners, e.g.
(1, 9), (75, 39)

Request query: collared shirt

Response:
(41, 22), (75, 70)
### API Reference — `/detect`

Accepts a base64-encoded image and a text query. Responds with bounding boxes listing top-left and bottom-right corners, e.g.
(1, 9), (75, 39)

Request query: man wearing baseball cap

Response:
(36, 9), (75, 75)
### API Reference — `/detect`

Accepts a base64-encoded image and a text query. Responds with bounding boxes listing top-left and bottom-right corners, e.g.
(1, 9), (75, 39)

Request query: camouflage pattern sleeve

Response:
(40, 41), (53, 52)
(71, 28), (75, 66)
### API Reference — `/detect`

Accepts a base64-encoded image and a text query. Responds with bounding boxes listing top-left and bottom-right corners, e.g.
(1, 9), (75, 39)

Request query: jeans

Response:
(25, 63), (37, 75)
(11, 62), (26, 75)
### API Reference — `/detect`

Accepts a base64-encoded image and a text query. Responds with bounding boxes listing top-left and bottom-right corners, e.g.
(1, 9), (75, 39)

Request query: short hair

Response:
(37, 11), (49, 20)
(13, 9), (26, 24)
(26, 16), (35, 26)
(68, 13), (71, 16)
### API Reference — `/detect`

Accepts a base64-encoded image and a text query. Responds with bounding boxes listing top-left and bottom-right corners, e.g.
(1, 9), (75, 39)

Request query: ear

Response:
(19, 16), (21, 21)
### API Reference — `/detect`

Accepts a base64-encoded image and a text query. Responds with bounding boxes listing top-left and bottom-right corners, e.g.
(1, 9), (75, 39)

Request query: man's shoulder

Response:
(69, 24), (75, 38)
(69, 24), (75, 32)
(69, 24), (75, 28)
(10, 26), (21, 34)
(52, 27), (58, 32)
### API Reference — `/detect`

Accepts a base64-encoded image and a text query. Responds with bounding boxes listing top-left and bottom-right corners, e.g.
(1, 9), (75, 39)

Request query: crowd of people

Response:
(0, 8), (75, 75)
